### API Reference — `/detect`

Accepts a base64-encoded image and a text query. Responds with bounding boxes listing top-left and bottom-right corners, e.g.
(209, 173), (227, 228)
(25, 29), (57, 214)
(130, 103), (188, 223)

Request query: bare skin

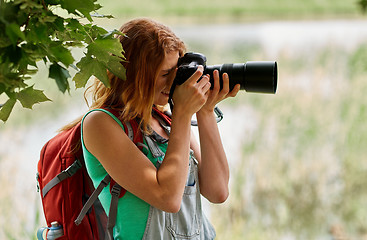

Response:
(82, 51), (240, 213)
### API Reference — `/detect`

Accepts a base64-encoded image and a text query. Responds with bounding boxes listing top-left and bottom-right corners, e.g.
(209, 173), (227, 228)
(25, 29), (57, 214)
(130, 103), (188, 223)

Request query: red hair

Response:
(88, 18), (186, 133)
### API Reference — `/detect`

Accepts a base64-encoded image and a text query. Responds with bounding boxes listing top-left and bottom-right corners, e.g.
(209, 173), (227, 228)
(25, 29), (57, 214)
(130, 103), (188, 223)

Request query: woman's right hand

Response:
(172, 65), (211, 117)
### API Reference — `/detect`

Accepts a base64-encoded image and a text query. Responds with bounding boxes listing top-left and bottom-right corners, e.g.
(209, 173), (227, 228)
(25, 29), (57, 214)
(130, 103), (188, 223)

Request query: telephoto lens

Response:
(174, 52), (277, 94)
(205, 61), (277, 93)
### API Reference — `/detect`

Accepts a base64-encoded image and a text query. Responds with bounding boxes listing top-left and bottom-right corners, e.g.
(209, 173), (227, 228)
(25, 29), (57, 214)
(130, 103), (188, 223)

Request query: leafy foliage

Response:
(0, 0), (125, 121)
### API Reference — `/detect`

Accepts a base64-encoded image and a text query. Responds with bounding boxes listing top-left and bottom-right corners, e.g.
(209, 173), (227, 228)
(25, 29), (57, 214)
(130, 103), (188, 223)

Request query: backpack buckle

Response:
(110, 184), (122, 196)
(63, 159), (82, 177)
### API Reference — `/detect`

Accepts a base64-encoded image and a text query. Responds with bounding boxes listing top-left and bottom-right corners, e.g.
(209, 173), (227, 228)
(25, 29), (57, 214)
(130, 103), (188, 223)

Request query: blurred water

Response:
(174, 19), (367, 57)
(1, 19), (367, 239)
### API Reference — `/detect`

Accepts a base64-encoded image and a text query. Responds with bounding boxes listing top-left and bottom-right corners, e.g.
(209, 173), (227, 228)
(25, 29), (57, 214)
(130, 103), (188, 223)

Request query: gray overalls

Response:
(141, 113), (216, 239)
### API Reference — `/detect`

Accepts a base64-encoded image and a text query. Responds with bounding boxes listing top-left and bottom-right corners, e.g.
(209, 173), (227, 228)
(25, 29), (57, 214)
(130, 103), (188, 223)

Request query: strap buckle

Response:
(110, 184), (122, 197)
(61, 159), (82, 178)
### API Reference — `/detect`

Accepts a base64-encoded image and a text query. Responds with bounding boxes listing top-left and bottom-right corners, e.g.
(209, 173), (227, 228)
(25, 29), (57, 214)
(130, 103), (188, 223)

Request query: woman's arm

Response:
(195, 110), (229, 203)
(83, 66), (211, 213)
(194, 70), (240, 203)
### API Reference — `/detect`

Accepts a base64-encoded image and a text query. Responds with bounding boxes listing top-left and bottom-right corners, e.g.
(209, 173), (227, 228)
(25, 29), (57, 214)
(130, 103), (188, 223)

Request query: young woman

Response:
(81, 18), (240, 239)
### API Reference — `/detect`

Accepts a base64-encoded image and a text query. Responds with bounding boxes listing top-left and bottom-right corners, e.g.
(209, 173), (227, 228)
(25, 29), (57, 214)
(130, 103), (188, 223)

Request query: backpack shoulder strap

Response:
(74, 174), (111, 225)
(105, 184), (122, 240)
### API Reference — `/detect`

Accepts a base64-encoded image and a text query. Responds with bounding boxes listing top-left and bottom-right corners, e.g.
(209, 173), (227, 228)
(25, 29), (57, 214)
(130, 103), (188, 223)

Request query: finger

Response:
(202, 80), (211, 93)
(212, 70), (220, 93)
(186, 65), (204, 85)
(196, 74), (210, 89)
(227, 84), (241, 97)
(220, 73), (230, 95)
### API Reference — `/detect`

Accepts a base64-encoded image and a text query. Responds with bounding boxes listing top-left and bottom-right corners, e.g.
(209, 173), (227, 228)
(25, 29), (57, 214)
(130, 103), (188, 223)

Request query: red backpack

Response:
(37, 107), (171, 240)
(36, 109), (144, 240)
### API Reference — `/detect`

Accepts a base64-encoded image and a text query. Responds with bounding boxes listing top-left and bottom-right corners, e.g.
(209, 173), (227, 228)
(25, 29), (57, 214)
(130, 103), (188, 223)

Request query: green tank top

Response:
(81, 109), (168, 239)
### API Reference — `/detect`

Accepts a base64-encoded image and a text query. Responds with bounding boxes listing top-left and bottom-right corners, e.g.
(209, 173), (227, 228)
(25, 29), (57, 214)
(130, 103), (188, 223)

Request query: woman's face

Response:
(154, 51), (179, 106)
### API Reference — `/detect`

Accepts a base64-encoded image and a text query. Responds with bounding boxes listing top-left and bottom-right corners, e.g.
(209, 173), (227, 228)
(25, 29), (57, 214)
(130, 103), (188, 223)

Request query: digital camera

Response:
(172, 52), (277, 94)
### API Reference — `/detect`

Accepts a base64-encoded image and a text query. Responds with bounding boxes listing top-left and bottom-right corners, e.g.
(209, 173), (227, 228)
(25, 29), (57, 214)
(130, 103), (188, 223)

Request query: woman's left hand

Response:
(199, 70), (240, 113)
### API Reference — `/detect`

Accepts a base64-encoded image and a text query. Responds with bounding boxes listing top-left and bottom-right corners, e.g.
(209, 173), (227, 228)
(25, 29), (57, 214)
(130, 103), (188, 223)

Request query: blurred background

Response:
(1, 0), (367, 239)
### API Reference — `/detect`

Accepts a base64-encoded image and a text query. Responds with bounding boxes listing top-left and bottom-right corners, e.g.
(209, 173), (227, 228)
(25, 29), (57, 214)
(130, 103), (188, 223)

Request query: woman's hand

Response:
(199, 70), (240, 114)
(172, 65), (211, 117)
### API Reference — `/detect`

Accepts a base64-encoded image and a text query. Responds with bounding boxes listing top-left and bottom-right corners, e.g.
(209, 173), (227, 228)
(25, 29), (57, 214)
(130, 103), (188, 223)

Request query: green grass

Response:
(210, 40), (367, 240)
(97, 0), (362, 22)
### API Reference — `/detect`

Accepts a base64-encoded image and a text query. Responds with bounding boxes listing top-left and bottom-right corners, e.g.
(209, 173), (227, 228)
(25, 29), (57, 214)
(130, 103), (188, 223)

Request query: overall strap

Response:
(143, 135), (165, 159)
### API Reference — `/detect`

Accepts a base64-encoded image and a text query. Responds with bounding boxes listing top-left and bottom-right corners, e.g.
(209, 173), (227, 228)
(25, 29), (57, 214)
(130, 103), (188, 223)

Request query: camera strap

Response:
(168, 79), (177, 114)
(189, 106), (223, 126)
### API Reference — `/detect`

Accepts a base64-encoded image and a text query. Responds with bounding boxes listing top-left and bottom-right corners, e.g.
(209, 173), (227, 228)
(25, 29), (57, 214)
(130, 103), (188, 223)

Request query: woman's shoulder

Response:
(81, 109), (129, 154)
(83, 109), (111, 124)
(82, 109), (125, 132)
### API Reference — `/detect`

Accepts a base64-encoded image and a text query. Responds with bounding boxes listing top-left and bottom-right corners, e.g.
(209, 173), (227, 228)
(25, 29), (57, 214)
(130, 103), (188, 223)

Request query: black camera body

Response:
(173, 52), (277, 94)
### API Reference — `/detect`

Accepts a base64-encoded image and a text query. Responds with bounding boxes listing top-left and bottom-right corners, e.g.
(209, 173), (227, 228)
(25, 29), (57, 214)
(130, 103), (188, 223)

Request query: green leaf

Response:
(0, 1), (25, 24)
(17, 0), (43, 10)
(21, 42), (47, 65)
(44, 0), (61, 5)
(3, 45), (23, 65)
(107, 56), (126, 80)
(65, 18), (85, 31)
(5, 23), (25, 45)
(0, 83), (6, 95)
(0, 97), (16, 122)
(60, 0), (96, 21)
(87, 38), (124, 63)
(41, 15), (57, 23)
(17, 86), (51, 109)
(49, 63), (71, 93)
(26, 23), (49, 43)
(83, 24), (108, 41)
(0, 33), (12, 48)
(73, 55), (109, 88)
(52, 16), (66, 32)
(60, 19), (86, 43)
(0, 63), (26, 91)
(73, 70), (91, 89)
(49, 43), (74, 66)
